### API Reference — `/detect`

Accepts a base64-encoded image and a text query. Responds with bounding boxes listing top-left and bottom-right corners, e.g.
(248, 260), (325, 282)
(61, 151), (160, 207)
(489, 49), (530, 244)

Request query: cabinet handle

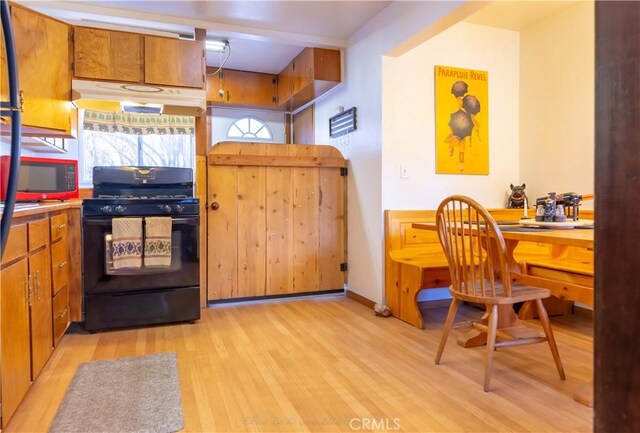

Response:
(58, 308), (68, 319)
(58, 224), (66, 232)
(27, 275), (33, 306)
(35, 271), (41, 300)
(59, 261), (68, 269)
(210, 202), (219, 211)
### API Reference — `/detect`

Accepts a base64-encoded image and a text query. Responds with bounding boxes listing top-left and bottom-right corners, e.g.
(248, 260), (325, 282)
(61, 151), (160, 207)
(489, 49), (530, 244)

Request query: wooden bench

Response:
(384, 209), (594, 328)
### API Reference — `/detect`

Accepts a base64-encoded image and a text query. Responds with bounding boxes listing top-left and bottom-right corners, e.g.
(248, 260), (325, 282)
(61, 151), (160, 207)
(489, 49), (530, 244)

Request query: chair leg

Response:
(535, 298), (566, 380)
(484, 304), (499, 392)
(435, 298), (460, 365)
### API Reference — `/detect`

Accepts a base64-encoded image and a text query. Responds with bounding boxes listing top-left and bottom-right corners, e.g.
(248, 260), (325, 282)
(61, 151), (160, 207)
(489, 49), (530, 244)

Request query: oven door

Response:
(82, 216), (199, 294)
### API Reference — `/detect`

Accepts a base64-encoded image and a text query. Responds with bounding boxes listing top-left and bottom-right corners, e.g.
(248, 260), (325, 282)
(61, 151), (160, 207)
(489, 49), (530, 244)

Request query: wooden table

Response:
(412, 222), (594, 406)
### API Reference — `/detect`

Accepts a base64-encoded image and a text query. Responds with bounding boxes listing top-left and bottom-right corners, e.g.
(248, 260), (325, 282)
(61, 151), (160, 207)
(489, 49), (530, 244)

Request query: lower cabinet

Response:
(0, 260), (31, 425)
(1, 210), (68, 427)
(29, 246), (53, 378)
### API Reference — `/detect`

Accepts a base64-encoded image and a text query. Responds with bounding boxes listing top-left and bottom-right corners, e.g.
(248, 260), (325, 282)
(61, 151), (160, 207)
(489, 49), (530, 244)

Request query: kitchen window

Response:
(79, 110), (195, 186)
(227, 116), (273, 140)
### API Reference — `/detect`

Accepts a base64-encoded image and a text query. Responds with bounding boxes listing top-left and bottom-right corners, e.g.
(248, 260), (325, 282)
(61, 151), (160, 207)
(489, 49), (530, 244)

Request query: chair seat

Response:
(450, 282), (550, 305)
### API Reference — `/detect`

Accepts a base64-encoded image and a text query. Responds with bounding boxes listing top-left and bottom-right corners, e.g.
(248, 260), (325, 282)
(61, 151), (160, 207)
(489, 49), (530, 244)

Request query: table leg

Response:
(457, 238), (533, 348)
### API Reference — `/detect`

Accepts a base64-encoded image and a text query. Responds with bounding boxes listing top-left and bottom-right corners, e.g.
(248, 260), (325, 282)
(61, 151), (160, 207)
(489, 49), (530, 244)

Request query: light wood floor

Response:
(5, 295), (593, 432)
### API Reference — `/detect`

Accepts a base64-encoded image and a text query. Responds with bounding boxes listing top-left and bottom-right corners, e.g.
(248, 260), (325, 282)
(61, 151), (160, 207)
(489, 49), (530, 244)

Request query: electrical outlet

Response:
(400, 164), (409, 179)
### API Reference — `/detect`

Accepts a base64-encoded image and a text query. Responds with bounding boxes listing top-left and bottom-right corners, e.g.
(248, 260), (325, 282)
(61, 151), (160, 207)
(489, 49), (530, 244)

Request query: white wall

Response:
(382, 22), (520, 211)
(519, 2), (594, 209)
(314, 1), (465, 303)
(381, 22), (519, 301)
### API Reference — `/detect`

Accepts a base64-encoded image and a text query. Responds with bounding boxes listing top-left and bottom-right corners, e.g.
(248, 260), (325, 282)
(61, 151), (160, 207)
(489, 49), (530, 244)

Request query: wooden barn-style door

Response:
(207, 142), (347, 300)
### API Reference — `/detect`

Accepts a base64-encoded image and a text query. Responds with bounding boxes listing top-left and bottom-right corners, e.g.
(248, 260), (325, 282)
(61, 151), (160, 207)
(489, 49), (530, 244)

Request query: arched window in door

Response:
(227, 116), (273, 140)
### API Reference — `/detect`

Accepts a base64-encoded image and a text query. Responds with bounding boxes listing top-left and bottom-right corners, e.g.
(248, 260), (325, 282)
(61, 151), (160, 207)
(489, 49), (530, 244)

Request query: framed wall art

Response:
(434, 65), (489, 175)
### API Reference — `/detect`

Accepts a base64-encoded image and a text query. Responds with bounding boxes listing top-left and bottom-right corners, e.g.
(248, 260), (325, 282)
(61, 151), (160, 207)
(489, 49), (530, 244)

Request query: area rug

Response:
(49, 353), (183, 433)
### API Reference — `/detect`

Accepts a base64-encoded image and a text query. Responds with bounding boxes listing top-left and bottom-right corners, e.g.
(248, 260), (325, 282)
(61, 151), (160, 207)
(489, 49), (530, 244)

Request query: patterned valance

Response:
(83, 110), (195, 135)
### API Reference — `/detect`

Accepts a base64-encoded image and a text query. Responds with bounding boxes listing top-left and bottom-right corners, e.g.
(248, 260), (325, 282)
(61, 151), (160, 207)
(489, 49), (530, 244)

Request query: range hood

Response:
(71, 80), (206, 117)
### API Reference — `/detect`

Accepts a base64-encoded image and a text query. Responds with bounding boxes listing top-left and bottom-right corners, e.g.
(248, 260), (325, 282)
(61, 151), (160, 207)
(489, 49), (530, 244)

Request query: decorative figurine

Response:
(507, 183), (528, 208)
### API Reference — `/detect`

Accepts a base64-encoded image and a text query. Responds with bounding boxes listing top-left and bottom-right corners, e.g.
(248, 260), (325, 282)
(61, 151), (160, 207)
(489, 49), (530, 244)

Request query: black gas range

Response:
(82, 166), (200, 331)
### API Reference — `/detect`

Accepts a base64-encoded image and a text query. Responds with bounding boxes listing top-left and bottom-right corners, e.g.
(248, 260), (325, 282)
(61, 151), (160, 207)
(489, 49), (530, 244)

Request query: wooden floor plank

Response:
(4, 296), (592, 432)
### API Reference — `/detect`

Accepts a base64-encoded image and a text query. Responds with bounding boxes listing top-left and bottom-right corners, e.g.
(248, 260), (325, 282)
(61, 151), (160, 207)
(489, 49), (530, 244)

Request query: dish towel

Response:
(111, 218), (143, 270)
(144, 217), (172, 267)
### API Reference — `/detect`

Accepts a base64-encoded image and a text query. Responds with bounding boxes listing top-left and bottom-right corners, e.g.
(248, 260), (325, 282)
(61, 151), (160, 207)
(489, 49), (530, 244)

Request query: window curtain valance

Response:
(83, 110), (195, 135)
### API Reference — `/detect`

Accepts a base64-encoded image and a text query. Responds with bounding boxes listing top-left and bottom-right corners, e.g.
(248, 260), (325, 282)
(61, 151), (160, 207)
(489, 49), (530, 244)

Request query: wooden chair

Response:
(434, 195), (565, 391)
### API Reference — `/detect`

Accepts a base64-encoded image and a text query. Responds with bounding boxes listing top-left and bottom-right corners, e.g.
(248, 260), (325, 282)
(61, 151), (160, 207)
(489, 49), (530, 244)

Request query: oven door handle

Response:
(84, 217), (199, 226)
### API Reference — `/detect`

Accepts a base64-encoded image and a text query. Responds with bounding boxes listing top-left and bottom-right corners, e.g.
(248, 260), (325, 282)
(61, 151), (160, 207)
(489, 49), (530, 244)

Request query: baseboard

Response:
(345, 290), (376, 308)
(573, 305), (594, 319)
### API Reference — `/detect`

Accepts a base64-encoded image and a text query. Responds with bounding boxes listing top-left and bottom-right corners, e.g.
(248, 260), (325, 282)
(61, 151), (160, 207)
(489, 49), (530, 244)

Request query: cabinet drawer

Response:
(52, 285), (69, 346)
(50, 213), (68, 243)
(1, 223), (27, 265)
(28, 218), (50, 252)
(51, 238), (69, 296)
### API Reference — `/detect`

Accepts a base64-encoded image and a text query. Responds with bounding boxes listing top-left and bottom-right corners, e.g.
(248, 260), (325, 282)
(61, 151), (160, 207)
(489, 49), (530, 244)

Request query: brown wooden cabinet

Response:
(145, 36), (205, 88)
(0, 257), (31, 426)
(28, 246), (53, 379)
(1, 3), (75, 137)
(1, 216), (53, 425)
(72, 27), (205, 89)
(277, 47), (341, 111)
(73, 27), (142, 83)
(276, 61), (295, 106)
(0, 210), (69, 426)
(206, 69), (277, 108)
(207, 143), (346, 301)
(50, 212), (70, 345)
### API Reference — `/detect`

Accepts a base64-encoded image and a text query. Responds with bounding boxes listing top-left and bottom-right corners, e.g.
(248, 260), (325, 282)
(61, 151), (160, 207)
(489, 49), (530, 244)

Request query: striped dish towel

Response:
(111, 218), (143, 269)
(144, 217), (172, 267)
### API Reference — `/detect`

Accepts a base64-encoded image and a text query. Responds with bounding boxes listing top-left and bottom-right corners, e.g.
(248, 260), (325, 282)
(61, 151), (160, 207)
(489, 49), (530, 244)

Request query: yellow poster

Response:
(434, 65), (489, 175)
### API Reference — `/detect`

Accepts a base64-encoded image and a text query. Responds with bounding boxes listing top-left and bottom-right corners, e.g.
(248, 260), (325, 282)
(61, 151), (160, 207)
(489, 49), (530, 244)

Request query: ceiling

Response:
(464, 1), (581, 31)
(26, 0), (391, 74)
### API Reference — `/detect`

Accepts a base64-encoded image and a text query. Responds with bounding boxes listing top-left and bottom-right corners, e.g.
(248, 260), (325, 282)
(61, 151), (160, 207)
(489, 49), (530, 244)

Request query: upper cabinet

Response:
(145, 36), (205, 88)
(1, 3), (75, 138)
(277, 47), (341, 111)
(207, 69), (277, 108)
(73, 27), (142, 82)
(206, 48), (340, 111)
(73, 28), (205, 89)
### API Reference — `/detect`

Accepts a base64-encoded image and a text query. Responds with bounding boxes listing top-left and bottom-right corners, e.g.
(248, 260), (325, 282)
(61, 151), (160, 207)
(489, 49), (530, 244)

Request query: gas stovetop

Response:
(82, 197), (199, 217)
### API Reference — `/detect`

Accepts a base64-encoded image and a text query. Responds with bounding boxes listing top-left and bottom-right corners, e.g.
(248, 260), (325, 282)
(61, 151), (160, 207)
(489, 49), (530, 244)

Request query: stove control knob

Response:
(115, 205), (125, 214)
(161, 205), (172, 214)
(174, 204), (184, 213)
(100, 206), (113, 214)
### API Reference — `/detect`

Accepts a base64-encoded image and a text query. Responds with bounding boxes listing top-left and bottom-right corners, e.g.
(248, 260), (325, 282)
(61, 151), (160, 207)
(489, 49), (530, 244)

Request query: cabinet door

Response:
(51, 239), (69, 296)
(74, 27), (142, 82)
(223, 70), (277, 107)
(10, 5), (73, 135)
(277, 61), (294, 105)
(292, 48), (314, 94)
(1, 260), (31, 424)
(52, 285), (69, 346)
(29, 247), (53, 380)
(145, 36), (205, 88)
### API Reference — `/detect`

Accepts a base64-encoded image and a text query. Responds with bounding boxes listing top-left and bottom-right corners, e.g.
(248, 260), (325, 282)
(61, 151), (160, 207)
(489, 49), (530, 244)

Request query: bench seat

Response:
(384, 209), (594, 329)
